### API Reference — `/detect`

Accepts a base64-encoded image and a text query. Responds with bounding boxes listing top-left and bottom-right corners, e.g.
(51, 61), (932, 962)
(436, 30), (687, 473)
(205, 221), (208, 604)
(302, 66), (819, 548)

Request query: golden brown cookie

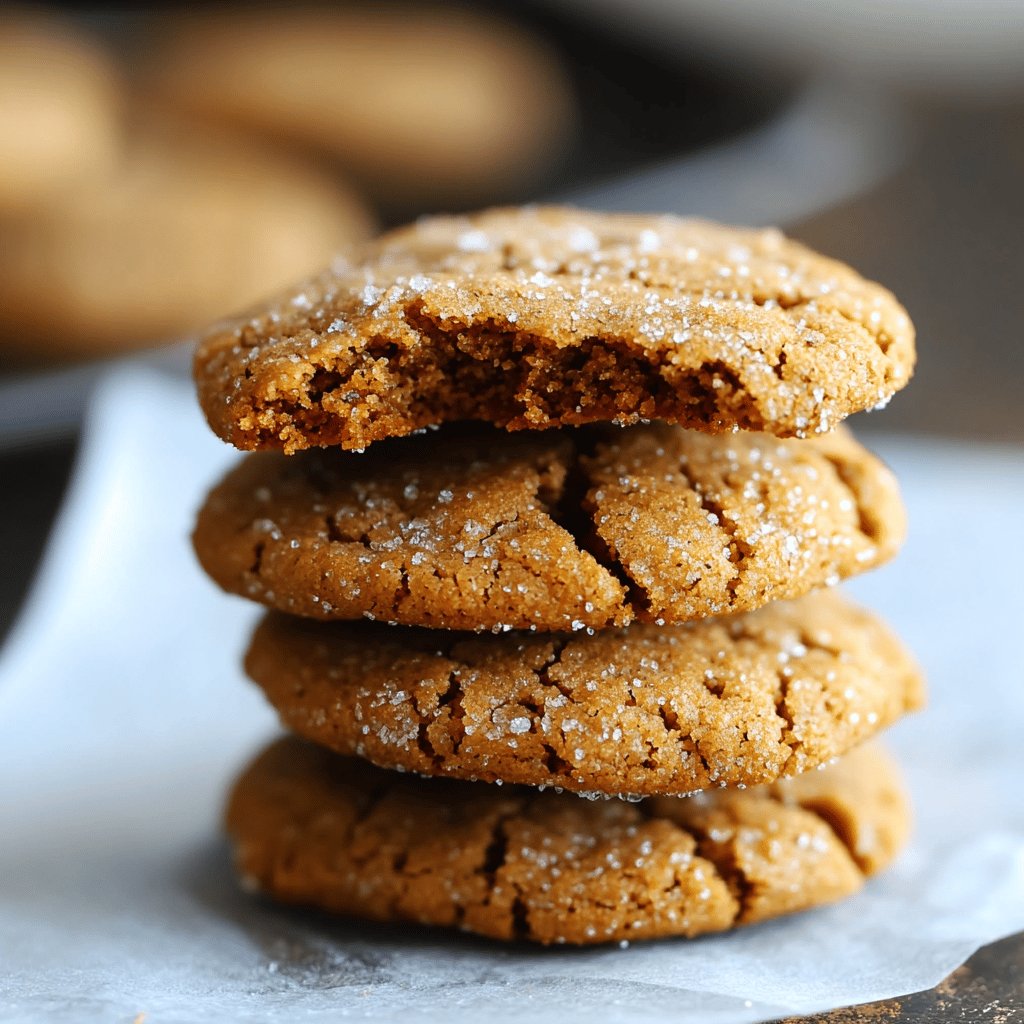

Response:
(0, 13), (121, 213)
(226, 738), (909, 945)
(244, 591), (923, 797)
(194, 423), (904, 631)
(0, 120), (372, 358)
(194, 207), (915, 453)
(145, 6), (573, 208)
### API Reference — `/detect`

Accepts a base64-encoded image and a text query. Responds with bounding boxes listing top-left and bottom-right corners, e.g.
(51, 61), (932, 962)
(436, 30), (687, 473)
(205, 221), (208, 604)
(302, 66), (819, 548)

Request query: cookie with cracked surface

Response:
(193, 423), (904, 631)
(226, 738), (909, 945)
(193, 206), (915, 453)
(244, 590), (924, 797)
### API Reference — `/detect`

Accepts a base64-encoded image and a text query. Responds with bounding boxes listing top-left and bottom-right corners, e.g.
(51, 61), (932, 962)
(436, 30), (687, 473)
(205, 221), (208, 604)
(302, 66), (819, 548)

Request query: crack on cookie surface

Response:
(226, 738), (907, 945)
(772, 665), (803, 764)
(196, 207), (915, 453)
(821, 451), (886, 544)
(194, 423), (904, 633)
(244, 591), (924, 798)
(672, 457), (754, 600)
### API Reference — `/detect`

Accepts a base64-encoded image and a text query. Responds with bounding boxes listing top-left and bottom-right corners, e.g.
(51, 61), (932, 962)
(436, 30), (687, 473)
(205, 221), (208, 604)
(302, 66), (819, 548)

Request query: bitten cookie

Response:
(226, 738), (909, 945)
(244, 591), (924, 797)
(194, 423), (905, 630)
(194, 206), (915, 453)
(0, 121), (372, 358)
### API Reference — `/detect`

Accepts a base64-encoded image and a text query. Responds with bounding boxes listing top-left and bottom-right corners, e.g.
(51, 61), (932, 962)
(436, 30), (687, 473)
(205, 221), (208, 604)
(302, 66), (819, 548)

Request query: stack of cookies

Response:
(192, 207), (923, 946)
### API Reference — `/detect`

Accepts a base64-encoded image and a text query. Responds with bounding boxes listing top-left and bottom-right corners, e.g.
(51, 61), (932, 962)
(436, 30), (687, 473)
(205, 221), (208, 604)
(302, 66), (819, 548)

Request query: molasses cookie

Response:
(226, 738), (909, 945)
(0, 12), (121, 213)
(145, 6), (573, 208)
(244, 590), (923, 797)
(194, 207), (915, 453)
(194, 423), (904, 630)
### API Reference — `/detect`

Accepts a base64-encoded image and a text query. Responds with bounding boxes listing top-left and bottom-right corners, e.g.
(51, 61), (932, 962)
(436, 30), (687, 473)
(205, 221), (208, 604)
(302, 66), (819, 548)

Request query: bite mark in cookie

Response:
(194, 206), (915, 452)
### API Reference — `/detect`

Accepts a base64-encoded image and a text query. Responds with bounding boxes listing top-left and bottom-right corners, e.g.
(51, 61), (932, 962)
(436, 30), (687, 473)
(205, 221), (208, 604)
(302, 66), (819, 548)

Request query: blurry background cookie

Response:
(0, 120), (373, 360)
(144, 4), (576, 212)
(0, 11), (121, 214)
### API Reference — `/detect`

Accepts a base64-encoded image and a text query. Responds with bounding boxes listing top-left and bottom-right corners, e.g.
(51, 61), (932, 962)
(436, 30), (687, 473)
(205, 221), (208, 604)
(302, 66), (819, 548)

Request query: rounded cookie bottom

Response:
(225, 738), (909, 946)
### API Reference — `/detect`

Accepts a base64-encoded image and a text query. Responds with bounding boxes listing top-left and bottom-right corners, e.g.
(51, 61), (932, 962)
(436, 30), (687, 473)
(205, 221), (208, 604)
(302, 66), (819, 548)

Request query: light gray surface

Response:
(0, 369), (1022, 1024)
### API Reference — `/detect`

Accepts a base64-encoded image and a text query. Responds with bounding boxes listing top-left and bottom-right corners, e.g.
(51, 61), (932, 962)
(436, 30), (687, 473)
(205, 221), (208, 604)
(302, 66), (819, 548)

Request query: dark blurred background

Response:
(1, 0), (1022, 643)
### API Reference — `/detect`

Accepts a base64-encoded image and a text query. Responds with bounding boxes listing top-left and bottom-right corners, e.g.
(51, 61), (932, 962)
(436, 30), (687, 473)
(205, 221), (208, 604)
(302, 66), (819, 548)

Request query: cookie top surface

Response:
(245, 590), (924, 797)
(194, 423), (905, 631)
(193, 206), (915, 453)
(226, 738), (908, 945)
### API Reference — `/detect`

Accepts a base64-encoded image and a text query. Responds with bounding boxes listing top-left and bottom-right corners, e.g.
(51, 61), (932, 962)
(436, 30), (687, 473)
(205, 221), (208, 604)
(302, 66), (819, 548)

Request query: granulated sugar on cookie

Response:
(194, 207), (915, 452)
(194, 423), (905, 631)
(244, 590), (923, 797)
(226, 737), (910, 945)
(188, 204), (922, 949)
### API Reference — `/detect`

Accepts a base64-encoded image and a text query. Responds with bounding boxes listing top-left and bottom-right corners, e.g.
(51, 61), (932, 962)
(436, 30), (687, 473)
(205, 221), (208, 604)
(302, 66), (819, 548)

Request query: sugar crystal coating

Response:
(226, 738), (909, 945)
(194, 206), (915, 452)
(193, 422), (905, 631)
(245, 590), (924, 797)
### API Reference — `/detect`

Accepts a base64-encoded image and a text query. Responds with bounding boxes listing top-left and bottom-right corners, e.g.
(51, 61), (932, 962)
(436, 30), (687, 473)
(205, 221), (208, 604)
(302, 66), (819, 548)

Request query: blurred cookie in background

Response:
(0, 11), (122, 214)
(144, 4), (576, 212)
(0, 120), (373, 361)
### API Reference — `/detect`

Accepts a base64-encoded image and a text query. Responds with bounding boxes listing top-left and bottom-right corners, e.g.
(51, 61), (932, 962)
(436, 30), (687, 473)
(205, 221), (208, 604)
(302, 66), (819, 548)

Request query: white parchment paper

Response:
(1, 367), (1022, 1024)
